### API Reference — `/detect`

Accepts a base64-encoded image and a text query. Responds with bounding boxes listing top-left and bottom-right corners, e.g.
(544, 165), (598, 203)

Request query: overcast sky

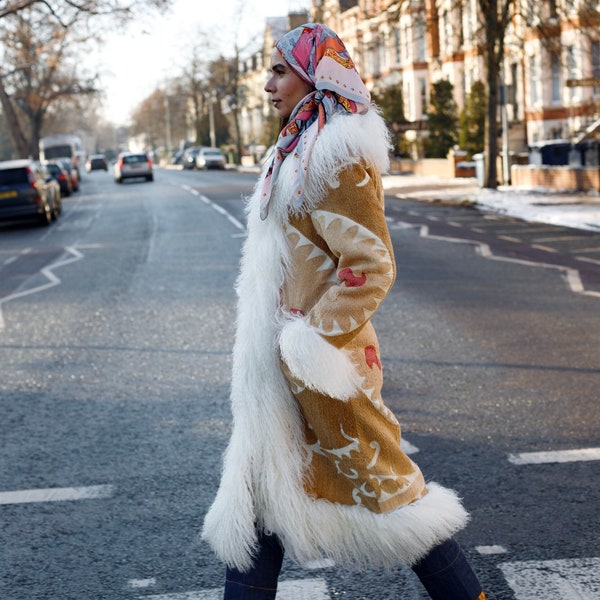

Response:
(96, 0), (311, 125)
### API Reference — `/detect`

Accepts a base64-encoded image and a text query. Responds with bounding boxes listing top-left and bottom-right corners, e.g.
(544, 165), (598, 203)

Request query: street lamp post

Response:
(208, 91), (216, 148)
(164, 93), (172, 158)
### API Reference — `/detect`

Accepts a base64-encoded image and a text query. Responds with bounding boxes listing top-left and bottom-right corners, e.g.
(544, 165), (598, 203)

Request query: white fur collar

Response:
(264, 107), (391, 221)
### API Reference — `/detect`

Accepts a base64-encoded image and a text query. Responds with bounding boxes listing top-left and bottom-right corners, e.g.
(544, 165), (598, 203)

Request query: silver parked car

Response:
(196, 147), (226, 170)
(114, 152), (153, 183)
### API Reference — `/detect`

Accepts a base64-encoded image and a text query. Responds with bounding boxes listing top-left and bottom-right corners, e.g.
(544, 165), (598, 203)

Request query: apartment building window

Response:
(441, 10), (453, 55)
(592, 41), (600, 97)
(402, 22), (411, 62)
(566, 44), (579, 99)
(416, 17), (426, 61)
(464, 0), (474, 41)
(550, 52), (561, 104)
(377, 32), (385, 73)
(419, 78), (428, 117)
(529, 55), (540, 105)
(526, 0), (536, 24)
(394, 27), (401, 65)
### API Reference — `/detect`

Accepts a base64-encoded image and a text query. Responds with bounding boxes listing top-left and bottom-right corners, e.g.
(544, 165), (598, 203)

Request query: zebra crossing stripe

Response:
(500, 557), (600, 599)
(508, 447), (600, 465)
(0, 485), (114, 505)
(138, 578), (330, 600)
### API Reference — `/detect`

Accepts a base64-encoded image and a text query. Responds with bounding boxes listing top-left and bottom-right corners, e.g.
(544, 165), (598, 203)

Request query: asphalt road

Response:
(0, 167), (598, 600)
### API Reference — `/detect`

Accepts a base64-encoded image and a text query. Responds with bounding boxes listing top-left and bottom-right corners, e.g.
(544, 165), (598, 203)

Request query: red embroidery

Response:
(339, 267), (366, 287)
(290, 308), (306, 316)
(365, 345), (381, 370)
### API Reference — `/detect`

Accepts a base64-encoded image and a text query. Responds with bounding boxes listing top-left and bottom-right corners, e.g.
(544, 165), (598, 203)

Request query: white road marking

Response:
(304, 558), (336, 569)
(401, 438), (420, 454)
(129, 578), (157, 589)
(179, 185), (245, 232)
(127, 577), (156, 590)
(577, 255), (600, 265)
(500, 557), (600, 600)
(508, 447), (600, 465)
(476, 545), (508, 555)
(138, 577), (330, 600)
(0, 484), (114, 505)
(398, 221), (600, 298)
(0, 246), (84, 332)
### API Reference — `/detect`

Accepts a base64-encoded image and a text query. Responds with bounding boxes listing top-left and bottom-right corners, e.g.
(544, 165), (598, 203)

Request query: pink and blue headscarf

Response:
(260, 23), (371, 220)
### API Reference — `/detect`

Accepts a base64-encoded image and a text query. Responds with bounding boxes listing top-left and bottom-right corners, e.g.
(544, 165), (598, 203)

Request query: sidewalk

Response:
(236, 165), (600, 232)
(382, 174), (600, 233)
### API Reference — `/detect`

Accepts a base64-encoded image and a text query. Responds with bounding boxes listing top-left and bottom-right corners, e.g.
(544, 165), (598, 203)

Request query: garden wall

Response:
(511, 165), (600, 192)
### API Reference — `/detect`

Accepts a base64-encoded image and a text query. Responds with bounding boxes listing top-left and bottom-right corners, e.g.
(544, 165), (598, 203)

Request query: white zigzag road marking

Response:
(402, 222), (600, 299)
(0, 246), (84, 332)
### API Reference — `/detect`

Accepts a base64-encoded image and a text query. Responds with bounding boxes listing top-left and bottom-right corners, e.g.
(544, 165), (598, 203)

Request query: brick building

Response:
(237, 0), (600, 169)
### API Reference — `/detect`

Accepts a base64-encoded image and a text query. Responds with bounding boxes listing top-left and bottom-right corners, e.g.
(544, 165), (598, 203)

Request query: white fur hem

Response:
(203, 481), (469, 571)
(278, 317), (361, 400)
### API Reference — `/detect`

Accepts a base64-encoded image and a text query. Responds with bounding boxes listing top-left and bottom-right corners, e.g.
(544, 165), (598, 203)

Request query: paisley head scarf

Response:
(260, 23), (370, 220)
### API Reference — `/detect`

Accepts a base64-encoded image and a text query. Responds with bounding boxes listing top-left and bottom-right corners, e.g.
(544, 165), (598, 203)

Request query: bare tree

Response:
(0, 0), (170, 24)
(0, 6), (98, 157)
(0, 0), (172, 157)
(445, 0), (600, 187)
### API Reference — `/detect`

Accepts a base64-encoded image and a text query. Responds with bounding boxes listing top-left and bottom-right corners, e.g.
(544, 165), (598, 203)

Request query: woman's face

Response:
(264, 47), (314, 120)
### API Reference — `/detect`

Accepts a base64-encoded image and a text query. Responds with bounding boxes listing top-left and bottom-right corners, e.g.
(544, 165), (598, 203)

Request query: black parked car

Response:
(0, 159), (61, 225)
(86, 154), (108, 172)
(46, 161), (72, 197)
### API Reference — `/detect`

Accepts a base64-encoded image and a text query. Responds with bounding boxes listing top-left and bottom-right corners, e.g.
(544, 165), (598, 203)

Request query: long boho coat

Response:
(202, 108), (468, 572)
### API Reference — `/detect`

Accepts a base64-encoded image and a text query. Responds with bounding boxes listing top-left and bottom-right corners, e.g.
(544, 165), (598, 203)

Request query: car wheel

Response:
(146, 175), (153, 182)
(52, 201), (61, 220)
(115, 177), (122, 184)
(39, 203), (52, 226)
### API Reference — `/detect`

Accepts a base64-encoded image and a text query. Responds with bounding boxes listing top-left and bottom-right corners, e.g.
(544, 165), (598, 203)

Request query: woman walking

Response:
(202, 22), (486, 600)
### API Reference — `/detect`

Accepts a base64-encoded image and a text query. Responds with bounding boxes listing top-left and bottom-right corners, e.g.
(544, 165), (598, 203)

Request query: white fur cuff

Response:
(278, 317), (360, 400)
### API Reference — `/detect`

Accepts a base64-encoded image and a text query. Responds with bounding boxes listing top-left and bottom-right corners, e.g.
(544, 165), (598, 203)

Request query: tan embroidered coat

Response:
(202, 109), (468, 572)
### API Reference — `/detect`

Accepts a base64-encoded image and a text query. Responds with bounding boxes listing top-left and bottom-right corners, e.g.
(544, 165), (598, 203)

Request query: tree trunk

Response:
(0, 79), (29, 158)
(30, 111), (44, 160)
(484, 49), (500, 189)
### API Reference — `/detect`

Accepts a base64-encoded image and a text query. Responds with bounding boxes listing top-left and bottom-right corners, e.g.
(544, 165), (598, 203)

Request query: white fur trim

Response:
(279, 317), (361, 400)
(201, 440), (259, 572)
(270, 481), (469, 570)
(270, 108), (392, 216)
(302, 108), (391, 211)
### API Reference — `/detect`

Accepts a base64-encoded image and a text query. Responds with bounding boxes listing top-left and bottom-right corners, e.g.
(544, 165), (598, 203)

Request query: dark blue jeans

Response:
(223, 531), (484, 599)
(224, 531), (284, 599)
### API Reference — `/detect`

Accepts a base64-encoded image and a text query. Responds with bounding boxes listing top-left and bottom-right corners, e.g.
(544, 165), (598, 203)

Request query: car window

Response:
(123, 155), (147, 164)
(204, 150), (222, 156)
(0, 168), (29, 186)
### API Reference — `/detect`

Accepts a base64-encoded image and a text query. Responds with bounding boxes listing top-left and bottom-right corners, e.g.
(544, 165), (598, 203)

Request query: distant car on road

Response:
(114, 152), (153, 183)
(86, 154), (108, 172)
(196, 147), (226, 170)
(182, 146), (201, 169)
(58, 158), (79, 192)
(45, 161), (72, 197)
(0, 159), (61, 225)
